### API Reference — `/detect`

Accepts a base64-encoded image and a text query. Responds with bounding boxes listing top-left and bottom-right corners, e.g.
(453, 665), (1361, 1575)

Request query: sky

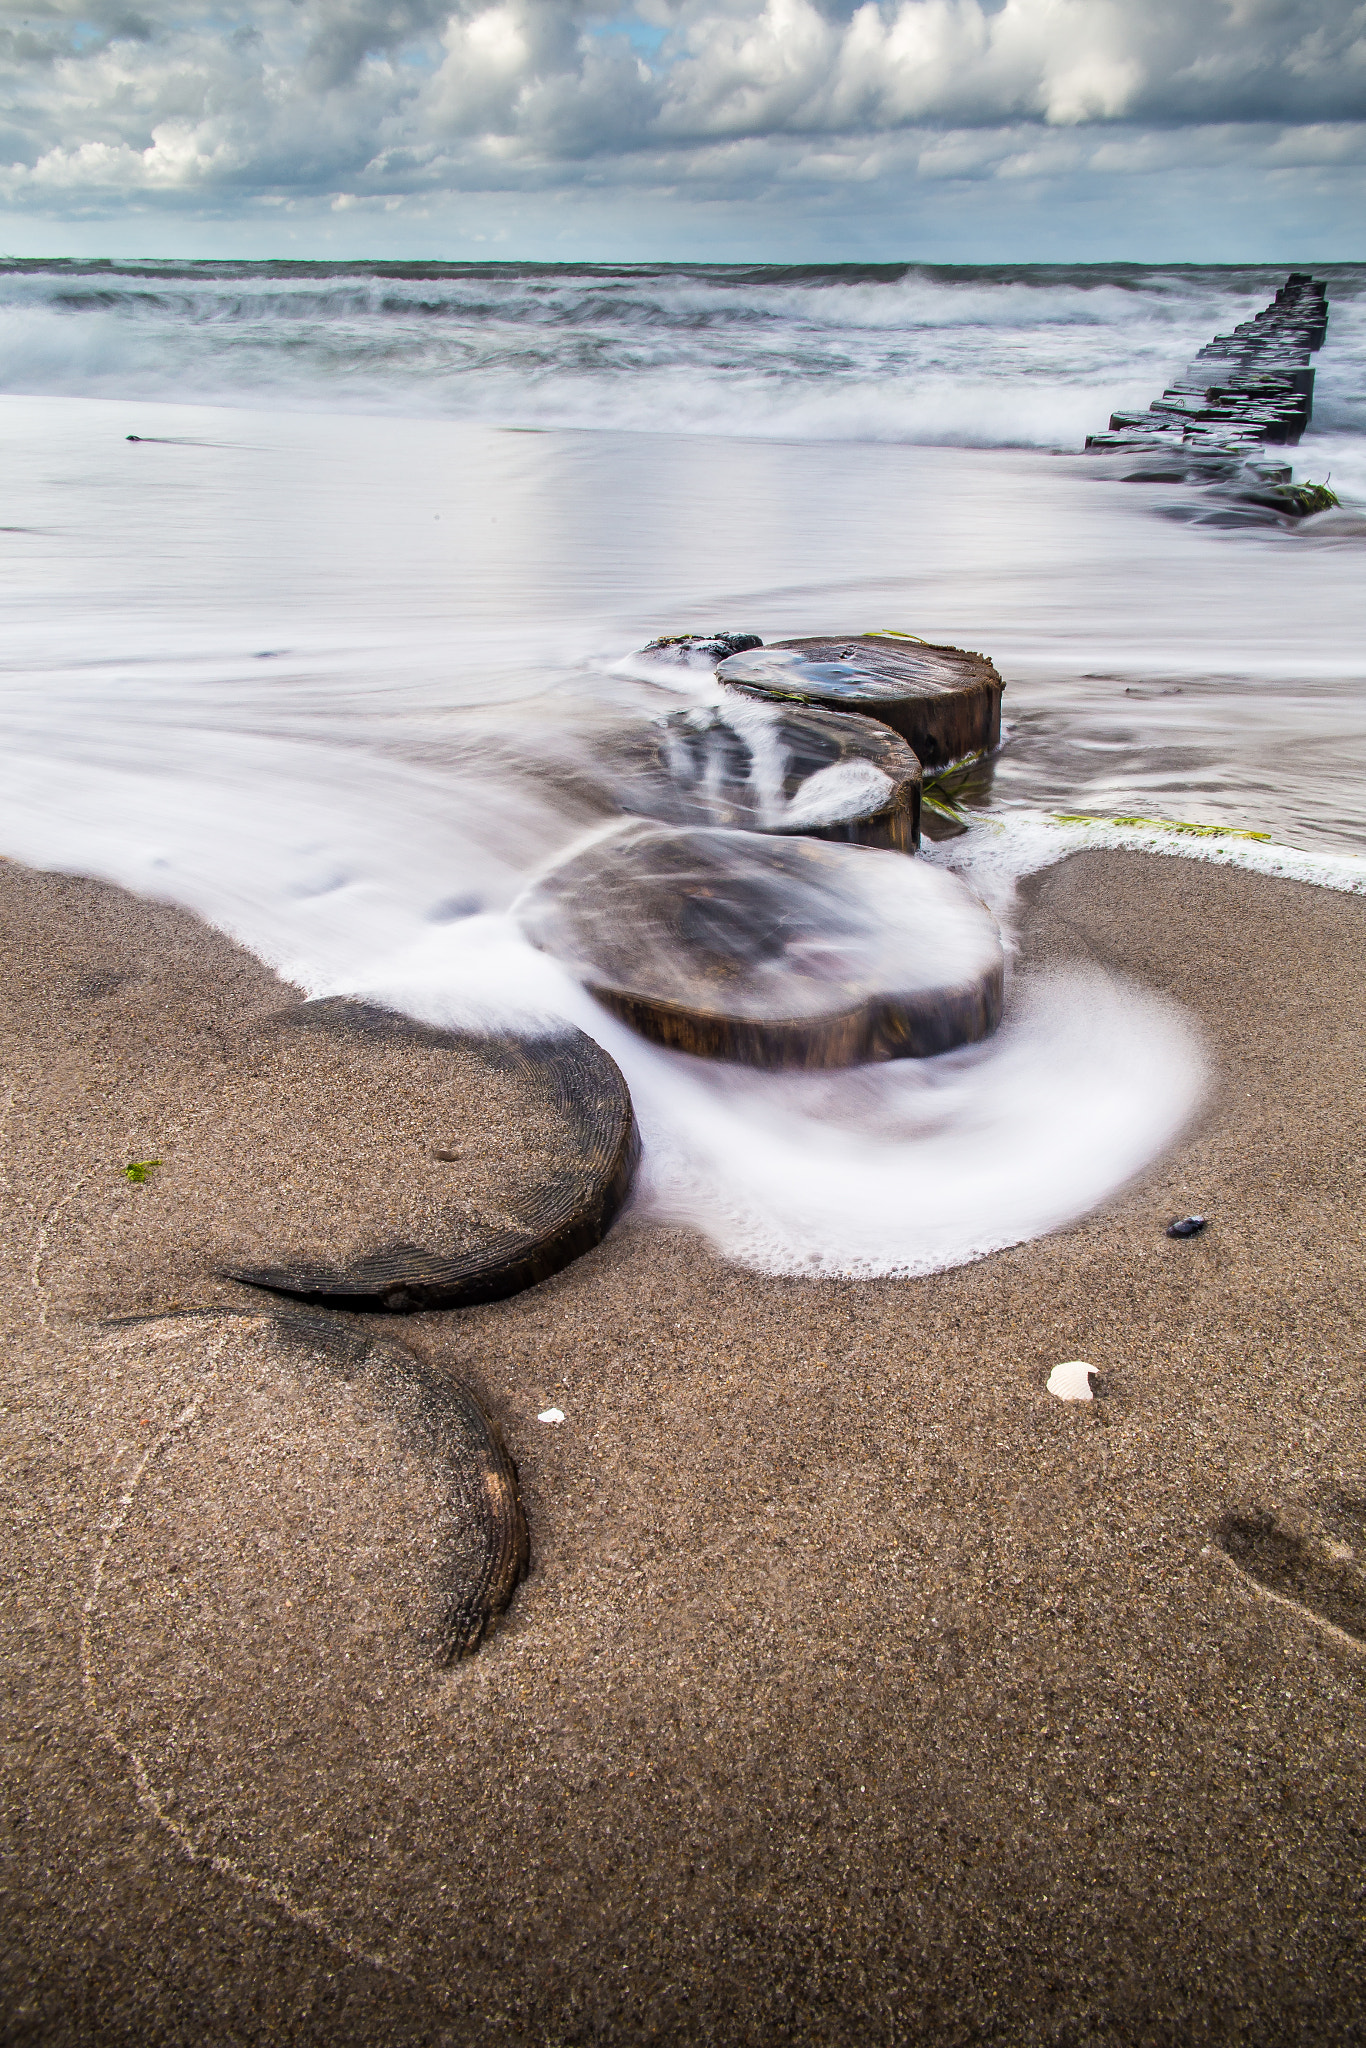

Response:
(0, 0), (1363, 260)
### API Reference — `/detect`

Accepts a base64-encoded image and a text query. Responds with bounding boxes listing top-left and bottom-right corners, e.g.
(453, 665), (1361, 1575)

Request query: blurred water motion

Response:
(0, 388), (1360, 1271)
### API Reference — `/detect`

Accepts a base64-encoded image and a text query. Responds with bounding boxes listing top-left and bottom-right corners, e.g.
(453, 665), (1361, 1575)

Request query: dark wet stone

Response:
(640, 632), (763, 668)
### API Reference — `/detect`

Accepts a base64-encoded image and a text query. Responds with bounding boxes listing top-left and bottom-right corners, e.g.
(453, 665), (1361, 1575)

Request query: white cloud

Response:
(0, 0), (1361, 222)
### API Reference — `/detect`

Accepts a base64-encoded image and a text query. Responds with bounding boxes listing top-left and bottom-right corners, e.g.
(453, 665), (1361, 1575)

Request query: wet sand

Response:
(1, 849), (1363, 2046)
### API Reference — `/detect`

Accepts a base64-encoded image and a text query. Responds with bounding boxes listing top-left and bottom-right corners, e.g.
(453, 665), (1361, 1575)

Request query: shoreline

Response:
(2, 846), (1364, 2044)
(936, 808), (1366, 907)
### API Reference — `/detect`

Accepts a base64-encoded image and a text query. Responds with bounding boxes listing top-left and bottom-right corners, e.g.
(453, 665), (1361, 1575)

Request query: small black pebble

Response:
(1167, 1214), (1207, 1238)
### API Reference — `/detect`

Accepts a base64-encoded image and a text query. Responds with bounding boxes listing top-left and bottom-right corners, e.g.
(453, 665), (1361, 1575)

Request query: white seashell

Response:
(1046, 1360), (1095, 1401)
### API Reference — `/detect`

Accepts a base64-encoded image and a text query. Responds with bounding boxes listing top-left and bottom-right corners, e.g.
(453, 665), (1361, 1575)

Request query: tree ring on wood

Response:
(518, 822), (1004, 1069)
(716, 634), (1003, 771)
(221, 1005), (639, 1311)
(608, 699), (921, 850)
(268, 1309), (528, 1658)
(89, 1308), (526, 1738)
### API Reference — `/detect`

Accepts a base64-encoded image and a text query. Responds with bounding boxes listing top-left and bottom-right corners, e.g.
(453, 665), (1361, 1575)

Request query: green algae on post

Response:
(1051, 814), (1273, 842)
(1279, 481), (1339, 515)
(920, 755), (1007, 840)
(921, 754), (990, 824)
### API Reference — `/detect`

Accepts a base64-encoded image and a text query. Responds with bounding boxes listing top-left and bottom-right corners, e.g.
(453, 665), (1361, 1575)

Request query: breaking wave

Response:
(2, 257), (1362, 451)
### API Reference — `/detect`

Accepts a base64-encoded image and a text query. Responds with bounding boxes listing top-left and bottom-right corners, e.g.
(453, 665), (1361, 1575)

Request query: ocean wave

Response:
(1, 260), (1362, 453)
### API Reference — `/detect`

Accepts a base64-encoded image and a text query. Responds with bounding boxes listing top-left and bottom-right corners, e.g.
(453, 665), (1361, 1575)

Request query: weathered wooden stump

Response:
(519, 822), (1003, 1069)
(92, 1311), (526, 1692)
(609, 699), (921, 850)
(270, 1310), (528, 1658)
(717, 635), (1004, 771)
(1083, 274), (1335, 519)
(220, 1003), (639, 1310)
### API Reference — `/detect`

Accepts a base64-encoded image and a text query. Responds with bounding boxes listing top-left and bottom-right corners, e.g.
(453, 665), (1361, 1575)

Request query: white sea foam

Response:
(622, 967), (1206, 1278)
(936, 814), (1366, 910)
(781, 760), (895, 829)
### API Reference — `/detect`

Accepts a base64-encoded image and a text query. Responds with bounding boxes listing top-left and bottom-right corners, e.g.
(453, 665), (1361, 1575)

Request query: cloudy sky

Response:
(0, 0), (1363, 258)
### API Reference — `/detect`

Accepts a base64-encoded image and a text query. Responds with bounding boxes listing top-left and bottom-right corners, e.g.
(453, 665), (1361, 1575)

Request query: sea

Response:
(2, 259), (1364, 1277)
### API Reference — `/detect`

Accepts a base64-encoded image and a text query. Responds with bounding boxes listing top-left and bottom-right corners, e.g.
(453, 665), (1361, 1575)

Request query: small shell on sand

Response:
(538, 1407), (566, 1424)
(1047, 1360), (1096, 1401)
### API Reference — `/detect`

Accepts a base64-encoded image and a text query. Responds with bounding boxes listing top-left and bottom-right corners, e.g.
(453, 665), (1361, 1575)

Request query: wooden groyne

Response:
(1085, 273), (1336, 517)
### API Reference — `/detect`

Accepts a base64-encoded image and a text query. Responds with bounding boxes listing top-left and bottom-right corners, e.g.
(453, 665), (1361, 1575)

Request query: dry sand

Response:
(1, 849), (1363, 2046)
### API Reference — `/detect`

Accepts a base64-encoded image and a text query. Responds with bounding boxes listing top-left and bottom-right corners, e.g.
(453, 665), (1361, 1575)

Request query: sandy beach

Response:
(2, 845), (1364, 2045)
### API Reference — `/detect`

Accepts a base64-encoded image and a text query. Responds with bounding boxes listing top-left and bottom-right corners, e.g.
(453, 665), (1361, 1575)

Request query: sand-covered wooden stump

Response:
(85, 1313), (526, 1755)
(519, 822), (1003, 1068)
(717, 635), (1004, 771)
(217, 1004), (639, 1310)
(270, 1310), (527, 1658)
(608, 699), (921, 850)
